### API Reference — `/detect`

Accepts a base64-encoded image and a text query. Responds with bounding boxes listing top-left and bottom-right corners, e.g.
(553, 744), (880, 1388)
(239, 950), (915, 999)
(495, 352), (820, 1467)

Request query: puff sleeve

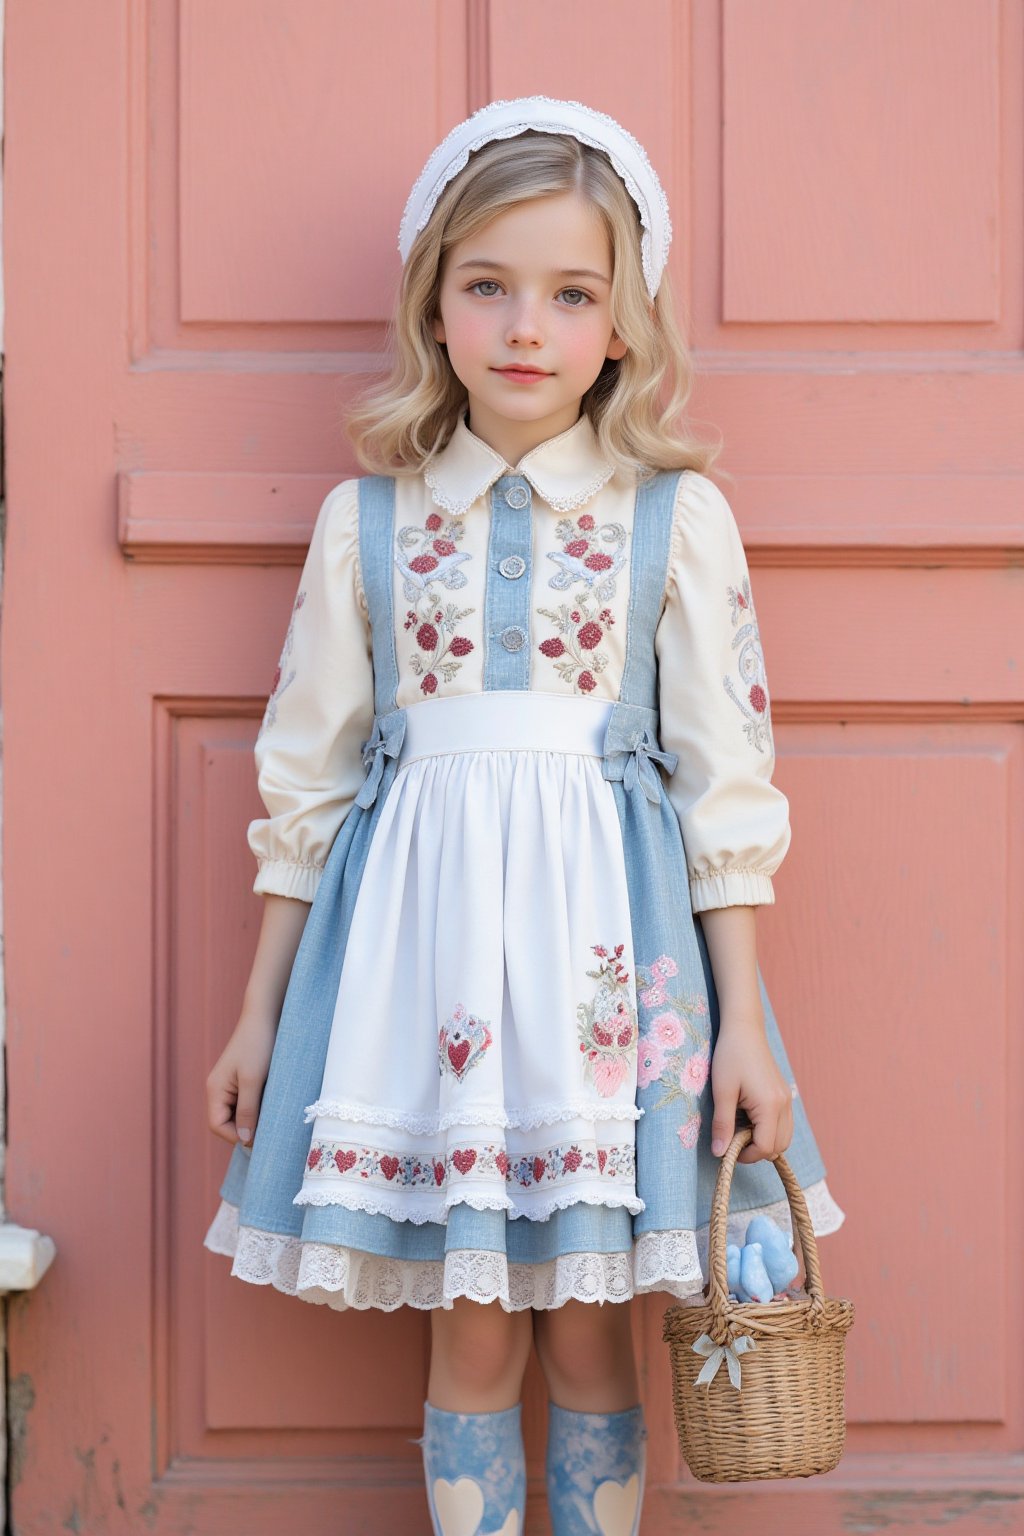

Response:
(247, 478), (375, 902)
(655, 472), (791, 913)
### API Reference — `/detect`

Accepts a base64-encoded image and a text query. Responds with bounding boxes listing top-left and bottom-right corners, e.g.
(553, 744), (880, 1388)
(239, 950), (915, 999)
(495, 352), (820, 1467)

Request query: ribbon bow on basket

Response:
(691, 1331), (757, 1391)
(602, 704), (679, 804)
(354, 709), (407, 809)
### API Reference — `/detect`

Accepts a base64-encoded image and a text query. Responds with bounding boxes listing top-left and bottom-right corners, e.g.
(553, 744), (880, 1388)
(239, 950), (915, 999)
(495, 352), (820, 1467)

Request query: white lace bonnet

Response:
(397, 96), (673, 301)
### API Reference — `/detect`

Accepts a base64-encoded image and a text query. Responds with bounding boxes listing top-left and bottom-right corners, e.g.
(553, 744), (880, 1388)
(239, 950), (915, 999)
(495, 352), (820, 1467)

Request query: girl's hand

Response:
(710, 1015), (794, 1165)
(205, 1008), (278, 1148)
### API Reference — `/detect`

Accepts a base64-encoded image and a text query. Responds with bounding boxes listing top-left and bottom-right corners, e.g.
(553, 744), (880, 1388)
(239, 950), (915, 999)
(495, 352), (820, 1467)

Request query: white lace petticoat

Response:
(203, 1179), (846, 1313)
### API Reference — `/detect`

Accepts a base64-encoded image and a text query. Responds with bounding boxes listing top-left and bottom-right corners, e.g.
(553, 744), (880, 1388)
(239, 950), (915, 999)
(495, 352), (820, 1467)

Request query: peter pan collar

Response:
(423, 410), (616, 517)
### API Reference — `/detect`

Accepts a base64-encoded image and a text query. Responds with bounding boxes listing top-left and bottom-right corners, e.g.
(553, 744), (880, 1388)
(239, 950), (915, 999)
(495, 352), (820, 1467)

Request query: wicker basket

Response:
(662, 1125), (854, 1483)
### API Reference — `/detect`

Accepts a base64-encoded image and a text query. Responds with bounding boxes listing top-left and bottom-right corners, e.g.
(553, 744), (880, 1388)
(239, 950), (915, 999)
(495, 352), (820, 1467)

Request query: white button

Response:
(499, 555), (526, 580)
(504, 485), (530, 510)
(500, 625), (528, 652)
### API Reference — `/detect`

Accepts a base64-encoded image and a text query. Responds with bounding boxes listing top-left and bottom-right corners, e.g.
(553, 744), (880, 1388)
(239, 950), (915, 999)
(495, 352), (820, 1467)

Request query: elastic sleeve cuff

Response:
(252, 857), (324, 903)
(688, 867), (776, 913)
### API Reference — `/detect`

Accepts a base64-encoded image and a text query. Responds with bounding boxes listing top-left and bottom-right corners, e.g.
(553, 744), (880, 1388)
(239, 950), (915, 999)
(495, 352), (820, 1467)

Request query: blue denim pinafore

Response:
(210, 467), (838, 1292)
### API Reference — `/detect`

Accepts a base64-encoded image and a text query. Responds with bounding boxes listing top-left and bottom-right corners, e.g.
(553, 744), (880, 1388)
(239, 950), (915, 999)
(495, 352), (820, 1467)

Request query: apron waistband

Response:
(397, 691), (615, 767)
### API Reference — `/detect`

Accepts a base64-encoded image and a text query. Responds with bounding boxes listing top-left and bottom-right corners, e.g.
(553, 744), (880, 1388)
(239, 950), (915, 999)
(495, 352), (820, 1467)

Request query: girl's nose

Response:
(504, 301), (544, 346)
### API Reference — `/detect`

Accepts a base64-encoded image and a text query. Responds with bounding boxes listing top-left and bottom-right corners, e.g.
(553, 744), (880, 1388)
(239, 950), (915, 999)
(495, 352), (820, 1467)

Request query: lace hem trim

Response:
(290, 1186), (646, 1222)
(302, 1098), (643, 1131)
(205, 1178), (845, 1312)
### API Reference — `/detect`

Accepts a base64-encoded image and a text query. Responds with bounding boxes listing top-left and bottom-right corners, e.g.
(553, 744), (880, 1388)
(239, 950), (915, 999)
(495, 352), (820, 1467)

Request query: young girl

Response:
(204, 97), (845, 1536)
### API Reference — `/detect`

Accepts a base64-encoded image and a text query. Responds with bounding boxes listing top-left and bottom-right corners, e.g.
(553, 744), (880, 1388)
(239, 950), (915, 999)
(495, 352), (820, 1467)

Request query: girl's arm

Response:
(655, 471), (794, 1164)
(207, 479), (375, 1146)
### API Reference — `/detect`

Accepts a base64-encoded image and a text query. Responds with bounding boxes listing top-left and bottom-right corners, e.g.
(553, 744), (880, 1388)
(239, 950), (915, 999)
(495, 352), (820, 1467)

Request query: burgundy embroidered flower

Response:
(576, 943), (638, 1098)
(565, 539), (589, 557)
(578, 671), (596, 692)
(540, 637), (566, 658)
(307, 1147), (322, 1169)
(570, 610), (581, 622)
(578, 514), (595, 530)
(723, 576), (773, 752)
(577, 621), (602, 649)
(584, 551), (613, 572)
(396, 513), (476, 694)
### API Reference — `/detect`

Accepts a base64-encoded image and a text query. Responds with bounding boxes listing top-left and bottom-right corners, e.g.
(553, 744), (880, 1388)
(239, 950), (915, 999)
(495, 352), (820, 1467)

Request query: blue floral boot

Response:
(545, 1401), (647, 1535)
(413, 1399), (527, 1536)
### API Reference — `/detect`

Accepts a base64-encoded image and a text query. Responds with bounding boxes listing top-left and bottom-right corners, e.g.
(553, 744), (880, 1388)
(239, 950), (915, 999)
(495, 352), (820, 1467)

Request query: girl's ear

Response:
(606, 331), (628, 362)
(431, 315), (446, 344)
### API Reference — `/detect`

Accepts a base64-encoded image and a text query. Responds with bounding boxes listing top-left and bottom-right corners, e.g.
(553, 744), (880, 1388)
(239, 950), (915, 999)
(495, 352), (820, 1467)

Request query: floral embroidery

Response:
(722, 576), (773, 753)
(576, 944), (638, 1097)
(537, 512), (628, 694)
(304, 1136), (635, 1191)
(438, 1003), (493, 1082)
(258, 588), (305, 738)
(635, 952), (710, 1149)
(396, 511), (475, 695)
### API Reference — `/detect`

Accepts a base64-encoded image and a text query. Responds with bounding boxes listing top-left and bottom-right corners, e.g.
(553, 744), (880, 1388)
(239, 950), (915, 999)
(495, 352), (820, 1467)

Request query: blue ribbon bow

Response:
(354, 709), (406, 809)
(603, 706), (679, 804)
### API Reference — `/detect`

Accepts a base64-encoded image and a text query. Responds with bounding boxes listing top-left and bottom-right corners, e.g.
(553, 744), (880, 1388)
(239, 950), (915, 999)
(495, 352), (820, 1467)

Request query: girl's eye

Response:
(469, 280), (501, 296)
(559, 288), (592, 307)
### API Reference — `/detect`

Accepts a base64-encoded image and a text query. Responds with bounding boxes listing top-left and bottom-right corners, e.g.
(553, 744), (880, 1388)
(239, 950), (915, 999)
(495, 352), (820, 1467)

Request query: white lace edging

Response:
(204, 1178), (845, 1313)
(291, 1186), (646, 1222)
(302, 1098), (643, 1131)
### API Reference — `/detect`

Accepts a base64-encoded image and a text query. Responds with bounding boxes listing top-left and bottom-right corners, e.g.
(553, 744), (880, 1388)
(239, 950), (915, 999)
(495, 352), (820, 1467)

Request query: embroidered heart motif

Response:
(432, 1475), (483, 1536)
(495, 1150), (510, 1177)
(379, 1155), (400, 1181)
(333, 1149), (357, 1173)
(447, 1040), (472, 1076)
(451, 1147), (477, 1175)
(593, 1472), (640, 1535)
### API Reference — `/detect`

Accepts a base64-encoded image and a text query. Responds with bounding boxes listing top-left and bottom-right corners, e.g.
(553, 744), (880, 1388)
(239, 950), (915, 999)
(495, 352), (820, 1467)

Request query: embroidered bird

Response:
(396, 549), (472, 596)
(546, 547), (627, 591)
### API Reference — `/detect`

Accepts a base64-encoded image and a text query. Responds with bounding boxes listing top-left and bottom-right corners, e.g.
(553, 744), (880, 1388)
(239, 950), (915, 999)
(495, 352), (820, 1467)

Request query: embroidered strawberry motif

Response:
(452, 1148), (477, 1175)
(379, 1155), (400, 1181)
(334, 1149), (357, 1173)
(307, 1147), (322, 1169)
(433, 1159), (445, 1186)
(438, 1004), (493, 1082)
(562, 1146), (582, 1173)
(532, 1157), (546, 1183)
(597, 1149), (608, 1173)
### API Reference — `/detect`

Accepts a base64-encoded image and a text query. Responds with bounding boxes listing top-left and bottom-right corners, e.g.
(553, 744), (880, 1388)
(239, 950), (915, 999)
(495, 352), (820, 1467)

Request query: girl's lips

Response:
(494, 366), (552, 381)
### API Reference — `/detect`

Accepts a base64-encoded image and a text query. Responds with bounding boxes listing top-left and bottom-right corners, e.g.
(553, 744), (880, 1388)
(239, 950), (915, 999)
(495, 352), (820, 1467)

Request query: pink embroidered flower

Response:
(749, 683), (767, 713)
(578, 671), (596, 692)
(570, 610), (582, 622)
(637, 1041), (667, 1089)
(639, 983), (665, 1009)
(584, 552), (613, 572)
(577, 621), (603, 649)
(565, 539), (589, 557)
(432, 538), (457, 557)
(426, 512), (443, 531)
(680, 1051), (710, 1093)
(651, 955), (679, 980)
(651, 1012), (685, 1050)
(578, 514), (595, 531)
(409, 553), (439, 574)
(594, 1055), (629, 1096)
(677, 1114), (701, 1150)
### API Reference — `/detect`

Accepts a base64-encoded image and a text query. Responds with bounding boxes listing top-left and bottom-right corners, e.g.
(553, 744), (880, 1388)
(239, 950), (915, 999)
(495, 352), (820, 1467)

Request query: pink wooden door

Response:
(5, 0), (1021, 1531)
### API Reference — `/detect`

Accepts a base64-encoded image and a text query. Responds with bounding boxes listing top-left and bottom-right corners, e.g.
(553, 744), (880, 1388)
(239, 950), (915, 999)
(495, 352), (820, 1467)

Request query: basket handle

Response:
(706, 1125), (827, 1342)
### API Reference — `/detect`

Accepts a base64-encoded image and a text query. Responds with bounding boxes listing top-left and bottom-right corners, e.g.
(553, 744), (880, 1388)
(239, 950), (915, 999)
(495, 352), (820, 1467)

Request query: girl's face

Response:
(431, 190), (627, 459)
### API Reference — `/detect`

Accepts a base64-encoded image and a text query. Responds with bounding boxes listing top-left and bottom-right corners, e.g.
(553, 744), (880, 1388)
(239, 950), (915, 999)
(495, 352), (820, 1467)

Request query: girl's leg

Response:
(414, 1296), (533, 1535)
(533, 1299), (647, 1535)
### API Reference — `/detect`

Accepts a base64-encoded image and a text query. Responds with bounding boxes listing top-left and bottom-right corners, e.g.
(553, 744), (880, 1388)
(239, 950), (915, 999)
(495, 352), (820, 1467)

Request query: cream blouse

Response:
(248, 412), (791, 913)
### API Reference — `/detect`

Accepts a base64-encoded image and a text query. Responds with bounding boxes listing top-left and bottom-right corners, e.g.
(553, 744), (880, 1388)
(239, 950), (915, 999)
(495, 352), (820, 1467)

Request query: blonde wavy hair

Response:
(345, 130), (725, 485)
